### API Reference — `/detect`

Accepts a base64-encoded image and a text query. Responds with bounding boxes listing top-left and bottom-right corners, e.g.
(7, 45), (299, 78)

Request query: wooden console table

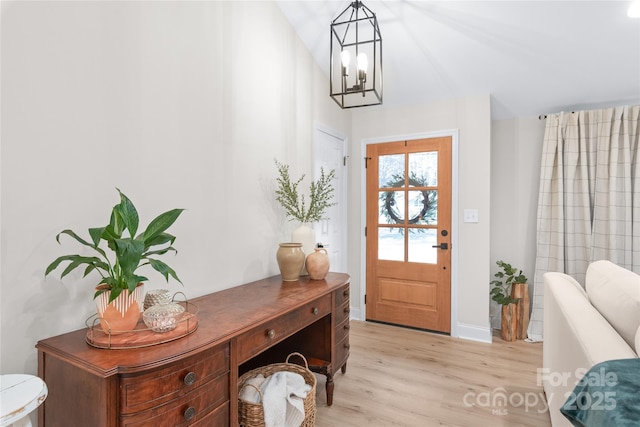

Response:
(36, 272), (350, 426)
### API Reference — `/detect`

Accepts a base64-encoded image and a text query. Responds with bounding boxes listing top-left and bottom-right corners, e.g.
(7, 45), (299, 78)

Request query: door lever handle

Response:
(432, 243), (448, 250)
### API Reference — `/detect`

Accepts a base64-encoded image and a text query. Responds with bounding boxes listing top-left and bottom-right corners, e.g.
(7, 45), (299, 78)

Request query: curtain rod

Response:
(538, 111), (575, 120)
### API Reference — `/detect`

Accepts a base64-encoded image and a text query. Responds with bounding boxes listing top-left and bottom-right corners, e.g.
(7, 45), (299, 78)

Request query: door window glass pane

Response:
(408, 152), (437, 187)
(408, 228), (437, 263)
(378, 227), (404, 261)
(379, 154), (405, 188)
(408, 190), (438, 225)
(379, 191), (405, 224)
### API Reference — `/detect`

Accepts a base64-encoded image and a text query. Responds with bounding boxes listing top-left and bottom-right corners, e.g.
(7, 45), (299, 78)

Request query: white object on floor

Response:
(0, 374), (48, 427)
(261, 371), (310, 427)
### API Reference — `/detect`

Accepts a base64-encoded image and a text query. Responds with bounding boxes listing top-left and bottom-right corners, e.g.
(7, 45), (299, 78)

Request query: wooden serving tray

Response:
(85, 305), (198, 349)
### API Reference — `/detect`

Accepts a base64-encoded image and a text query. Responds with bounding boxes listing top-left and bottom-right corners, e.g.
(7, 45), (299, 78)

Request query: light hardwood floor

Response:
(314, 320), (552, 427)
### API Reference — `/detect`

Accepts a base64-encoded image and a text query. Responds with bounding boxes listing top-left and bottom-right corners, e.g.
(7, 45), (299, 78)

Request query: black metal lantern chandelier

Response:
(330, 1), (382, 109)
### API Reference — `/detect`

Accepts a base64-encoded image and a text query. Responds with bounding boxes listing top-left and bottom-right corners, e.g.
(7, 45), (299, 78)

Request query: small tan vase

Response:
(305, 247), (330, 280)
(276, 243), (306, 281)
(95, 283), (144, 334)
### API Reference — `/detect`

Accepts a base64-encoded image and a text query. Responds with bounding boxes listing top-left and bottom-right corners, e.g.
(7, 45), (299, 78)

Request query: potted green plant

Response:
(274, 160), (336, 278)
(45, 188), (185, 333)
(490, 260), (528, 341)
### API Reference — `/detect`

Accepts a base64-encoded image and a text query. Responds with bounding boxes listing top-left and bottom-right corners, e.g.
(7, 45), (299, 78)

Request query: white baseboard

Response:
(455, 322), (492, 343)
(349, 307), (362, 321)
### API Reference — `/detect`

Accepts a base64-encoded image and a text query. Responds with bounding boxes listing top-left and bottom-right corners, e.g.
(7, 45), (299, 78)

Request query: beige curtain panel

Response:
(528, 105), (640, 342)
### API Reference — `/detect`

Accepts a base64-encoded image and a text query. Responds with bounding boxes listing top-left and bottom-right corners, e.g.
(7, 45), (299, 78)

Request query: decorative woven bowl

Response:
(143, 289), (172, 310)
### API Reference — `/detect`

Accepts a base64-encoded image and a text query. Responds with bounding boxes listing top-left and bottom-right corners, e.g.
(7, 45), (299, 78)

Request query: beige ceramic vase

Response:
(276, 243), (306, 281)
(305, 247), (330, 280)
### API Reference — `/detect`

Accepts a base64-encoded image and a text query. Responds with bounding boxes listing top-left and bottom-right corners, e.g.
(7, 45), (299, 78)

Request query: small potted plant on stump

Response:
(490, 260), (528, 341)
(45, 188), (185, 334)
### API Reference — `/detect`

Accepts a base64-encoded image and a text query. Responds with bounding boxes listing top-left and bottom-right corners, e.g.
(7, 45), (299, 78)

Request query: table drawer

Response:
(120, 373), (229, 427)
(237, 295), (331, 363)
(334, 299), (350, 326)
(120, 344), (229, 414)
(335, 335), (350, 368)
(335, 317), (350, 344)
(190, 402), (228, 427)
(334, 285), (350, 308)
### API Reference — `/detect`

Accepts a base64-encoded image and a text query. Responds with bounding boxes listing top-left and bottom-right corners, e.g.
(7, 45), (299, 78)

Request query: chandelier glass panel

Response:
(330, 1), (382, 109)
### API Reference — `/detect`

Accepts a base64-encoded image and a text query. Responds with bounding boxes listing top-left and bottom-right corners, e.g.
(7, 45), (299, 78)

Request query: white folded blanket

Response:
(239, 374), (266, 403)
(261, 371), (311, 427)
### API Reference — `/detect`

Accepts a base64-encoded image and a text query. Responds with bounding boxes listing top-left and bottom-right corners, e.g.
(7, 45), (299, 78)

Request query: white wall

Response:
(0, 1), (350, 375)
(489, 116), (545, 328)
(348, 95), (493, 342)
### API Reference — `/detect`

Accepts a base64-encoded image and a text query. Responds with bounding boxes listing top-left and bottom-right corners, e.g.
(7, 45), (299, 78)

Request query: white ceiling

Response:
(276, 0), (640, 119)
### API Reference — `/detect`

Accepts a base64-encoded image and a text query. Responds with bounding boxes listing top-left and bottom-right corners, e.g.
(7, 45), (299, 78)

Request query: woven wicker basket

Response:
(238, 352), (316, 427)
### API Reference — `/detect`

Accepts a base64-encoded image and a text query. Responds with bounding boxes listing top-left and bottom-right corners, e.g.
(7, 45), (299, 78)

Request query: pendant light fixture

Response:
(330, 1), (382, 109)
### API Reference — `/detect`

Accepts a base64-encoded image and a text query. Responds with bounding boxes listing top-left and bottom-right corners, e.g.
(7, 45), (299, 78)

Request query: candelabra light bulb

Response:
(357, 52), (368, 73)
(629, 0), (640, 17)
(341, 50), (351, 75)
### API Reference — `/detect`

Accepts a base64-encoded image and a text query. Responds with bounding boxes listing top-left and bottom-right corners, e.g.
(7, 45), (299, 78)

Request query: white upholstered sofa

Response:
(542, 260), (640, 426)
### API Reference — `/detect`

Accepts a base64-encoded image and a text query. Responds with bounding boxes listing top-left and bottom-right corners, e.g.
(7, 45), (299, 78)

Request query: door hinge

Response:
(364, 156), (371, 168)
(364, 294), (367, 304)
(364, 226), (367, 237)
(344, 156), (347, 166)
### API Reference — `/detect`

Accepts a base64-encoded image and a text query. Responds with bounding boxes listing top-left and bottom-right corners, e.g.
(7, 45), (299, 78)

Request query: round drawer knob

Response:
(343, 289), (350, 298)
(344, 307), (350, 314)
(184, 406), (196, 421)
(344, 324), (350, 331)
(184, 371), (196, 386)
(312, 307), (319, 315)
(344, 343), (350, 350)
(267, 329), (276, 339)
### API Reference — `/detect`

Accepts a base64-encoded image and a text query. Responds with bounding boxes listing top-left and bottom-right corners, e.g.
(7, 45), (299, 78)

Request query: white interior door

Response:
(313, 124), (347, 274)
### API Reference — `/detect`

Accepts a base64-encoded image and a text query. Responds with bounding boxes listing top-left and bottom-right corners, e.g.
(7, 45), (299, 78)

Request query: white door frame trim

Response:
(313, 121), (348, 274)
(359, 129), (460, 338)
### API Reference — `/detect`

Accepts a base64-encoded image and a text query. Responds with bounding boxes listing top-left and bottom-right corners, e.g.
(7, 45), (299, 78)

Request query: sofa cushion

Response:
(586, 260), (640, 349)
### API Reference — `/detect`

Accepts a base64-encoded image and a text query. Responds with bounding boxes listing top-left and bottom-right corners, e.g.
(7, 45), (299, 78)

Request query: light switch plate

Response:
(464, 209), (479, 223)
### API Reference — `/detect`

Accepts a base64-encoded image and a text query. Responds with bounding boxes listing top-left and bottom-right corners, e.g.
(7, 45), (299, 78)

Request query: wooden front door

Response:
(365, 137), (452, 333)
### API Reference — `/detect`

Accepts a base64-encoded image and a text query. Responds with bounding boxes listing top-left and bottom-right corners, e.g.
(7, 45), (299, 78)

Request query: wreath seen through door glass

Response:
(380, 173), (437, 233)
